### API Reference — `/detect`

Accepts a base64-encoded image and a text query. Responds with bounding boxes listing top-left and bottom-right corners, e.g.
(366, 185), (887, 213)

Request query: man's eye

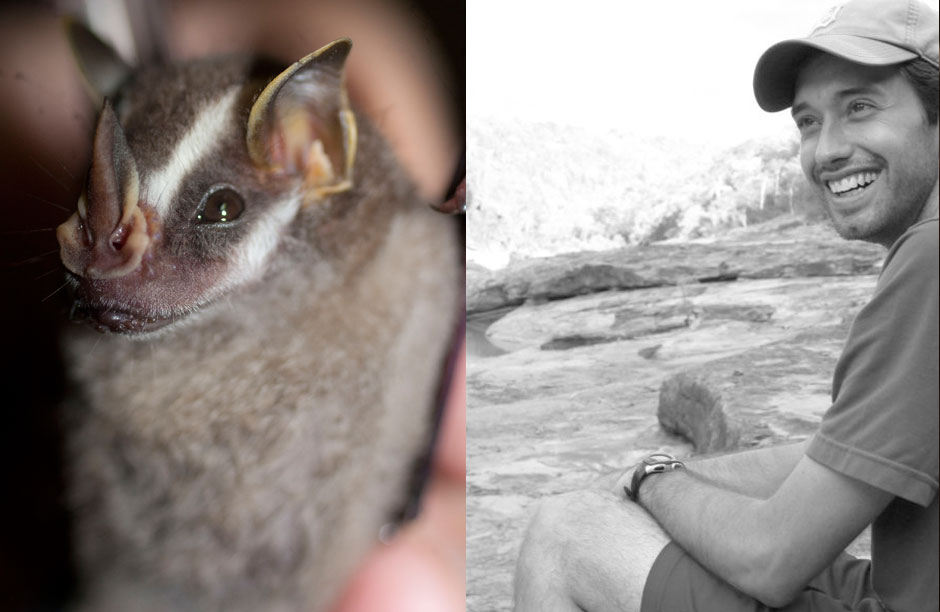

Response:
(795, 115), (818, 130)
(849, 101), (874, 114)
(197, 187), (245, 224)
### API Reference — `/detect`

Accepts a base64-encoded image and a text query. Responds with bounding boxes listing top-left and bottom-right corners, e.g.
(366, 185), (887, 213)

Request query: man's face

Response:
(791, 53), (939, 247)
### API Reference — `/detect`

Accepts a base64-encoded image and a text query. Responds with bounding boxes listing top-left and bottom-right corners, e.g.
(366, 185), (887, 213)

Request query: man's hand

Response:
(614, 466), (637, 498)
(615, 440), (807, 500)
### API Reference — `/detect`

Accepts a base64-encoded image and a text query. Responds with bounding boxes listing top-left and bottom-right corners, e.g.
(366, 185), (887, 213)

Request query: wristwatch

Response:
(623, 453), (684, 502)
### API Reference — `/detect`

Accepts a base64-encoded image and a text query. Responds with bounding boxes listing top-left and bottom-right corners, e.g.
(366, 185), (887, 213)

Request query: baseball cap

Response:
(753, 0), (940, 112)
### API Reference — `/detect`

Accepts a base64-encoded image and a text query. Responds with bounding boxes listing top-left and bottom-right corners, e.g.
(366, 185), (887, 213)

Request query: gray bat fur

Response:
(58, 26), (460, 612)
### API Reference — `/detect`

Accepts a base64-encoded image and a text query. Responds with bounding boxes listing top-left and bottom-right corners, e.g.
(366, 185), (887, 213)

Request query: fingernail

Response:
(431, 178), (465, 215)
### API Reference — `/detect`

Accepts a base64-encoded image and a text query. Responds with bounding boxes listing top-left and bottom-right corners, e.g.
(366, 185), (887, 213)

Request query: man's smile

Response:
(817, 167), (884, 216)
(826, 170), (880, 196)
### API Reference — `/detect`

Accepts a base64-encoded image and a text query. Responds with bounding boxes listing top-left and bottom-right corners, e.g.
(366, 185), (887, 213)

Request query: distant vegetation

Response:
(468, 118), (824, 266)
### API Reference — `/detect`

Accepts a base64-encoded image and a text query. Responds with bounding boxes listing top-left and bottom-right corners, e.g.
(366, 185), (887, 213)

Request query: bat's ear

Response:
(63, 17), (132, 105)
(246, 38), (357, 203)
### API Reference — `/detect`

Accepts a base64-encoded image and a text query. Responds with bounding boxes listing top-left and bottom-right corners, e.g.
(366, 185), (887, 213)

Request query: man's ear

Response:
(246, 38), (357, 203)
(63, 16), (132, 105)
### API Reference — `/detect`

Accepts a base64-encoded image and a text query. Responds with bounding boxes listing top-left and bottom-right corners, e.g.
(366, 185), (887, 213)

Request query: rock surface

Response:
(468, 218), (884, 314)
(467, 222), (883, 612)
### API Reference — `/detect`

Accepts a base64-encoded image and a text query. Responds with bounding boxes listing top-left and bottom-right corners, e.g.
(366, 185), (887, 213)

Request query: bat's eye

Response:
(197, 186), (245, 224)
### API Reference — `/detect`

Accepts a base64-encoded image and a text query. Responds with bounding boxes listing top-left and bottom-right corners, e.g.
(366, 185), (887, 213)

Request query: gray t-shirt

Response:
(808, 218), (939, 612)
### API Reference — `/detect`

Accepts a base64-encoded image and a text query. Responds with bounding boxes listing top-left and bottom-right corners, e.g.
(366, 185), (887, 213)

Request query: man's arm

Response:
(615, 440), (807, 500)
(637, 453), (892, 608)
(685, 440), (808, 498)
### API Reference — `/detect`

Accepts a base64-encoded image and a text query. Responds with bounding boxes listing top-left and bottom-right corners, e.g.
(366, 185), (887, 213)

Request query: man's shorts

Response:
(641, 542), (887, 612)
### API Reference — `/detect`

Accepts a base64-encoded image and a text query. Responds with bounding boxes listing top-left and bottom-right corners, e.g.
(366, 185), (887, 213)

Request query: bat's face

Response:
(56, 36), (356, 336)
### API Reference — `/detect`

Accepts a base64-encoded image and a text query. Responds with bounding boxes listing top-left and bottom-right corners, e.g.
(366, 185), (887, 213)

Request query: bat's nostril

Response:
(109, 224), (129, 250)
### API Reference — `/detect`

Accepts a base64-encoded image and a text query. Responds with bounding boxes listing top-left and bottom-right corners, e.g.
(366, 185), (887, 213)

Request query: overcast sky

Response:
(468, 0), (940, 147)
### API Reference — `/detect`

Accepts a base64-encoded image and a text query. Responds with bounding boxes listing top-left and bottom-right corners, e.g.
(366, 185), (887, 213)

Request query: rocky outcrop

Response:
(467, 223), (882, 611)
(468, 219), (884, 314)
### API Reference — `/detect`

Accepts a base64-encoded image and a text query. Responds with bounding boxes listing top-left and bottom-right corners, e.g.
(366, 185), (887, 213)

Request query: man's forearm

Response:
(637, 467), (776, 602)
(608, 440), (809, 603)
(685, 439), (809, 498)
(636, 443), (889, 607)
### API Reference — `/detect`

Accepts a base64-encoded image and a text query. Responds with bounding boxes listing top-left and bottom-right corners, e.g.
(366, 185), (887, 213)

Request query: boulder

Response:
(656, 328), (848, 454)
(468, 221), (884, 314)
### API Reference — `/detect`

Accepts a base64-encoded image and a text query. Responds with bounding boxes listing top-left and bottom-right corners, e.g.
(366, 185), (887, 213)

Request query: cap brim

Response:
(753, 36), (918, 112)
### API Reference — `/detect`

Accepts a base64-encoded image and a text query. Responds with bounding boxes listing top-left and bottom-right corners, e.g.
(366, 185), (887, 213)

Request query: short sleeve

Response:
(807, 220), (939, 507)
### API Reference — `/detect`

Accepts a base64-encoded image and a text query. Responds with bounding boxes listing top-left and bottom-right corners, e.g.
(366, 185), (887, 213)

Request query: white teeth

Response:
(827, 172), (878, 195)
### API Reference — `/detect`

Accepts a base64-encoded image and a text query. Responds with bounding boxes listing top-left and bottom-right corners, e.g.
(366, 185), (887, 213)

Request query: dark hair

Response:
(900, 57), (940, 125)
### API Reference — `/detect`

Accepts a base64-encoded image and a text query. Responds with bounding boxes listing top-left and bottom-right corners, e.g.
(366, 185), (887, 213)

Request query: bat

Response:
(55, 19), (461, 612)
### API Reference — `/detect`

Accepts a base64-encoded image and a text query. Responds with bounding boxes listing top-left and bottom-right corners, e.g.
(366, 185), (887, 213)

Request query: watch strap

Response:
(624, 453), (684, 502)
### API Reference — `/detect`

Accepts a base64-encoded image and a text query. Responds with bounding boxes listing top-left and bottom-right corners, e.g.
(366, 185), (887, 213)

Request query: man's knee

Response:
(517, 493), (575, 576)
(515, 491), (603, 609)
(523, 490), (605, 553)
(518, 489), (657, 569)
(517, 492), (603, 582)
(516, 490), (667, 611)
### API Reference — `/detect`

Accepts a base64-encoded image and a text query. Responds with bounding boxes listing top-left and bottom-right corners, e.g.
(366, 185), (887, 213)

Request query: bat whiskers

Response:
(27, 154), (72, 193)
(0, 227), (57, 235)
(34, 267), (62, 282)
(58, 160), (76, 181)
(7, 249), (60, 268)
(24, 192), (71, 213)
(41, 280), (70, 303)
(86, 335), (103, 359)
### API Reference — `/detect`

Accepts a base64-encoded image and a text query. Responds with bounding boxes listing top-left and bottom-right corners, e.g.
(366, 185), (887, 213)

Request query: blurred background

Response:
(467, 0), (940, 267)
(0, 1), (463, 608)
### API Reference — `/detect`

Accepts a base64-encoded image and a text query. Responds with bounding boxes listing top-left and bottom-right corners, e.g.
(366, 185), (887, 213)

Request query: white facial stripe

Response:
(146, 88), (240, 217)
(231, 191), (303, 283)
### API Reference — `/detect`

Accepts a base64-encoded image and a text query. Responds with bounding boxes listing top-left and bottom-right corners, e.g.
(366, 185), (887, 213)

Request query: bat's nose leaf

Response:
(60, 99), (149, 279)
(86, 100), (133, 240)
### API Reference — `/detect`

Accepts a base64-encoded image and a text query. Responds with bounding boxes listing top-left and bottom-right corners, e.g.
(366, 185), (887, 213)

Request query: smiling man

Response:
(513, 1), (939, 611)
